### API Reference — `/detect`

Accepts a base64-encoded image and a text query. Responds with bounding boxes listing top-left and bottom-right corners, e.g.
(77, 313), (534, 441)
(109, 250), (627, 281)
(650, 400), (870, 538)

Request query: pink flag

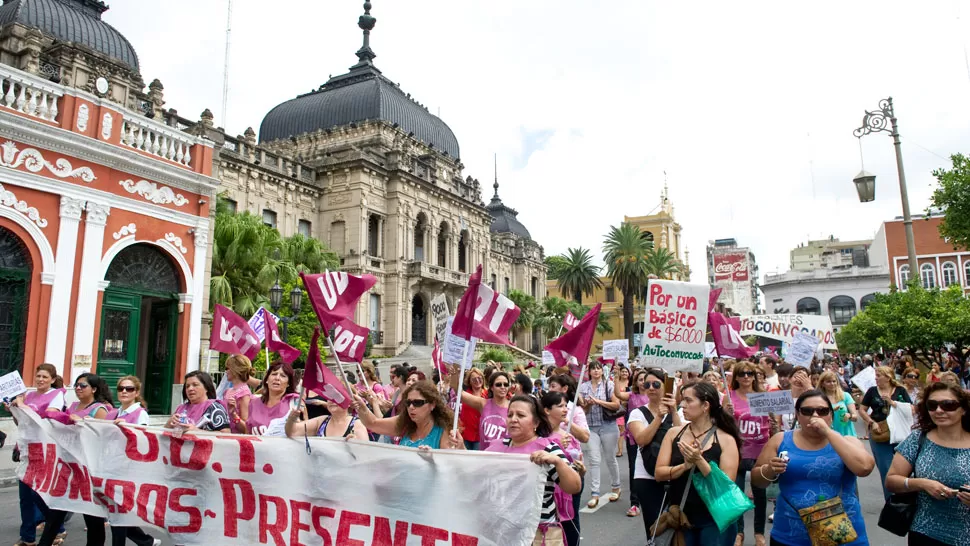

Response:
(708, 287), (723, 313)
(210, 304), (261, 360)
(301, 270), (377, 331)
(331, 318), (369, 364)
(432, 338), (445, 375)
(562, 311), (580, 332)
(452, 265), (520, 345)
(544, 304), (601, 368)
(708, 311), (757, 359)
(263, 308), (301, 364)
(303, 327), (351, 409)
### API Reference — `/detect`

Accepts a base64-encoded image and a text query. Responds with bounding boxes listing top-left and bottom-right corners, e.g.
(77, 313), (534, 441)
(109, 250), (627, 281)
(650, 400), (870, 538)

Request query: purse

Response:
(783, 492), (858, 546)
(869, 420), (890, 443)
(691, 460), (754, 533)
(878, 433), (926, 536)
(647, 427), (718, 546)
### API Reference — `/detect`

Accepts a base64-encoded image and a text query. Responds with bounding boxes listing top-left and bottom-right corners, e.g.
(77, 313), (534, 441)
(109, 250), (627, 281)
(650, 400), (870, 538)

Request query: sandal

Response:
(586, 496), (599, 509)
(734, 533), (744, 546)
(608, 488), (621, 502)
(626, 505), (640, 517)
(15, 541), (38, 546)
(755, 534), (766, 546)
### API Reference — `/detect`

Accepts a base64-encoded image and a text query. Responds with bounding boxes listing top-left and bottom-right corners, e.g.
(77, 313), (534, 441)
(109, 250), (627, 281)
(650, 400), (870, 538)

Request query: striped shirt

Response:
(578, 379), (614, 427)
(496, 438), (568, 523)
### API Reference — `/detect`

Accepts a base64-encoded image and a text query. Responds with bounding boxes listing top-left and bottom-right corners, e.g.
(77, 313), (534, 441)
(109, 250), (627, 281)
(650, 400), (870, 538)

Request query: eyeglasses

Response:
(736, 371), (756, 378)
(75, 383), (89, 389)
(493, 382), (509, 388)
(798, 407), (832, 417)
(646, 381), (663, 389)
(118, 386), (137, 393)
(926, 399), (961, 412)
(905, 375), (919, 379)
(405, 399), (429, 408)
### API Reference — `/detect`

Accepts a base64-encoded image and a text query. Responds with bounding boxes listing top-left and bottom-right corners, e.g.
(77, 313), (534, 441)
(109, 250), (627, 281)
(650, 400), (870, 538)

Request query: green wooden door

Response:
(144, 301), (176, 414)
(97, 289), (141, 399)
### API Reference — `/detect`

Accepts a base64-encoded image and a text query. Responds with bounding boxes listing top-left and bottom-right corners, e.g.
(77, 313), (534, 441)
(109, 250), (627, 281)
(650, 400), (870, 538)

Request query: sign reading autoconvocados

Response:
(738, 314), (837, 350)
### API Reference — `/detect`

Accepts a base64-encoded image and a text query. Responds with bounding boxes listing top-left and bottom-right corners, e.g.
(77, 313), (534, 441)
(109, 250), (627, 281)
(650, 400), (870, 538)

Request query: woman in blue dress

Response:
(354, 380), (464, 450)
(751, 390), (875, 546)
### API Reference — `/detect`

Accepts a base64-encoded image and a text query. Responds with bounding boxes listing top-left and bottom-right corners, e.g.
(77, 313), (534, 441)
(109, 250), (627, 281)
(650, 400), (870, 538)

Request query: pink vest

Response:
(730, 390), (773, 460)
(24, 388), (65, 414)
(106, 406), (147, 424)
(479, 399), (510, 450)
(247, 393), (299, 435)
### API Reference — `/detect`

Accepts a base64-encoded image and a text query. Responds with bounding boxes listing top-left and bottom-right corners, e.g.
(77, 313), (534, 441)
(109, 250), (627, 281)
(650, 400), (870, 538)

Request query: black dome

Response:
(259, 64), (460, 159)
(487, 181), (531, 239)
(0, 0), (139, 71)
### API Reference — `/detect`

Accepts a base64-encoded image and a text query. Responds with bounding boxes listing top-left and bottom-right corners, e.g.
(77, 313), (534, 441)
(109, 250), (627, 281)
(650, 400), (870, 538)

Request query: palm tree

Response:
(643, 246), (684, 280)
(533, 297), (613, 340)
(556, 247), (603, 303)
(603, 223), (650, 350)
(507, 289), (537, 345)
(210, 212), (283, 317)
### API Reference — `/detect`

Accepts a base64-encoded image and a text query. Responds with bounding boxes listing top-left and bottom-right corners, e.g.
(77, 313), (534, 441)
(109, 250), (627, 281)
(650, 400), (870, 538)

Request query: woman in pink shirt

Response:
(222, 354), (254, 433)
(246, 362), (300, 435)
(450, 370), (512, 449)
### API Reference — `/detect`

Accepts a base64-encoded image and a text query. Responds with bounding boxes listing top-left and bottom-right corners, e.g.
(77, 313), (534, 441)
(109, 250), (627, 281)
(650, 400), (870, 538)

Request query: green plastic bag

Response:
(691, 460), (755, 533)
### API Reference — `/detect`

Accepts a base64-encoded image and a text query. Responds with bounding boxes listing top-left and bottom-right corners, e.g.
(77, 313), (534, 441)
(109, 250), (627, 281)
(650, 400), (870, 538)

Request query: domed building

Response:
(204, 2), (547, 355)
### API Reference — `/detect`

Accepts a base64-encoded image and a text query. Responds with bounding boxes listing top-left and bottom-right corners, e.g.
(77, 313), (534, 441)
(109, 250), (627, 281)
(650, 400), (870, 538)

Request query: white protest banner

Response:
(443, 317), (477, 367)
(247, 307), (278, 341)
(641, 280), (709, 373)
(851, 365), (877, 395)
(738, 314), (837, 350)
(746, 390), (795, 417)
(704, 342), (717, 358)
(13, 407), (542, 546)
(0, 370), (27, 401)
(541, 350), (556, 365)
(787, 331), (821, 366)
(602, 339), (630, 365)
(430, 294), (449, 343)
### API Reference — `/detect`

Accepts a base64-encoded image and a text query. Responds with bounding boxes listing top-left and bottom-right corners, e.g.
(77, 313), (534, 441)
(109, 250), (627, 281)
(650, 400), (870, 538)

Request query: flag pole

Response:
(451, 338), (472, 431)
(565, 361), (588, 426)
(356, 361), (370, 390)
(323, 333), (355, 394)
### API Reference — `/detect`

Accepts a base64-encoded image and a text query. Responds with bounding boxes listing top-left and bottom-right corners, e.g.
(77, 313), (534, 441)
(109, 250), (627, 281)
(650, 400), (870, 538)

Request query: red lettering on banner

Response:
(336, 510), (370, 546)
(170, 436), (213, 470)
(411, 523), (449, 545)
(167, 488), (202, 534)
(66, 462), (91, 502)
(216, 435), (259, 473)
(649, 284), (670, 307)
(136, 483), (168, 527)
(220, 478), (256, 537)
(258, 494), (288, 545)
(452, 534), (480, 546)
(289, 500), (311, 546)
(121, 426), (160, 463)
(372, 517), (409, 545)
(48, 459), (71, 498)
(22, 443), (56, 492)
(104, 479), (136, 514)
(311, 506), (336, 546)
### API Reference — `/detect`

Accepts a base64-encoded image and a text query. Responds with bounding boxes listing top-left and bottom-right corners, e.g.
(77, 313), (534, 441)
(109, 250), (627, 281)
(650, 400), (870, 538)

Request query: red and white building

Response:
(870, 212), (970, 293)
(0, 0), (217, 412)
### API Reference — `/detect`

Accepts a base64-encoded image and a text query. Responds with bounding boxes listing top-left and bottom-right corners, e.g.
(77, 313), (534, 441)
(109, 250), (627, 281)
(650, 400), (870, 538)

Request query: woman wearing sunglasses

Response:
(859, 366), (912, 501)
(886, 382), (970, 546)
(288, 394), (369, 441)
(751, 390), (874, 546)
(449, 369), (512, 450)
(902, 367), (922, 404)
(353, 380), (463, 449)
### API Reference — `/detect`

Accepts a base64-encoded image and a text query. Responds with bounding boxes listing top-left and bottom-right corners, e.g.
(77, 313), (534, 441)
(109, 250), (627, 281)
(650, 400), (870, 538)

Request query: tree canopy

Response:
(929, 153), (970, 250)
(553, 248), (603, 303)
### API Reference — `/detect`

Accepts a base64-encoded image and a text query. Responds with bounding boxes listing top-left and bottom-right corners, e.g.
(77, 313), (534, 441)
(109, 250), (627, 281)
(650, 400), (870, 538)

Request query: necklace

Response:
(688, 423), (714, 446)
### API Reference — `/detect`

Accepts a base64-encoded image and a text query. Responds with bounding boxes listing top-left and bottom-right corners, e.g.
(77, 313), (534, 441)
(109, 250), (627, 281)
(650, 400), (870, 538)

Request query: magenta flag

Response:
(708, 287), (723, 313)
(262, 308), (301, 364)
(432, 338), (445, 375)
(451, 265), (520, 345)
(331, 318), (369, 364)
(301, 270), (377, 331)
(210, 304), (261, 360)
(545, 304), (601, 368)
(708, 311), (757, 359)
(303, 327), (351, 409)
(562, 311), (580, 332)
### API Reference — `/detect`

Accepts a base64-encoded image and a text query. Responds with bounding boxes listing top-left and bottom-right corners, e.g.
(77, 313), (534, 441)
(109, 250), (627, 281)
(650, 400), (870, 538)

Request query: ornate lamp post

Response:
(853, 97), (919, 276)
(269, 281), (303, 342)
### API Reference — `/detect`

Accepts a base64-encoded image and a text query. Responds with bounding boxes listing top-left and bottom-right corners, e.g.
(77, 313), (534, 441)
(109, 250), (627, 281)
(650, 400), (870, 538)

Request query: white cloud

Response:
(103, 0), (970, 286)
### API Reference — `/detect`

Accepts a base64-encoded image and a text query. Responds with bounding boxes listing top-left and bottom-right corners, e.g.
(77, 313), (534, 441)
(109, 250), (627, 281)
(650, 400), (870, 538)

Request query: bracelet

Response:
(759, 464), (779, 483)
(904, 478), (910, 490)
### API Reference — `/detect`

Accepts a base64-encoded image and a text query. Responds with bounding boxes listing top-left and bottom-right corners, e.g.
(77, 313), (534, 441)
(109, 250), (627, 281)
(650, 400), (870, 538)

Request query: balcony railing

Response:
(121, 116), (194, 167)
(0, 72), (63, 123)
(406, 261), (469, 286)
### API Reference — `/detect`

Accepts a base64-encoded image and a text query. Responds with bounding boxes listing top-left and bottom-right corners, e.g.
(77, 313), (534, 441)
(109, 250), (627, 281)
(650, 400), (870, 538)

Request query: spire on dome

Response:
(353, 1), (377, 67)
(493, 153), (500, 199)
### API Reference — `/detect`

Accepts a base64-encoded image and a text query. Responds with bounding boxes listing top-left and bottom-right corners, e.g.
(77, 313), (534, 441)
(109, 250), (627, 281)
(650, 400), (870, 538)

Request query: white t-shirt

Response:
(764, 374), (780, 389)
(118, 402), (150, 426)
(628, 408), (658, 480)
(46, 390), (65, 412)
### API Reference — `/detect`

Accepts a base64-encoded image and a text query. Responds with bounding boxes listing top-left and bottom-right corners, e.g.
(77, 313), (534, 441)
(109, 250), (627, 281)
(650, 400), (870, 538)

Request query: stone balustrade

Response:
(121, 116), (195, 167)
(0, 68), (63, 123)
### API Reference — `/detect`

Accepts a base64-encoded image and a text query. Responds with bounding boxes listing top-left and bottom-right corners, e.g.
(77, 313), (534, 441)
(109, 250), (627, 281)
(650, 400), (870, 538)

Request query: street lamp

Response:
(853, 97), (919, 276)
(269, 280), (303, 342)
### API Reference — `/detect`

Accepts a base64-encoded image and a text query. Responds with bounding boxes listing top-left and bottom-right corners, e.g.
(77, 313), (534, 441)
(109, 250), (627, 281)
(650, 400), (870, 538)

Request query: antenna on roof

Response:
(220, 0), (233, 129)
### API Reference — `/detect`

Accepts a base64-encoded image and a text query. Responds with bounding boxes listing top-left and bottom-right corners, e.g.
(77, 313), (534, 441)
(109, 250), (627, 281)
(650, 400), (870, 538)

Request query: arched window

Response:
(458, 230), (468, 273)
(414, 213), (427, 262)
(899, 264), (910, 288)
(942, 262), (958, 287)
(641, 231), (654, 248)
(0, 227), (32, 376)
(828, 296), (856, 325)
(920, 263), (936, 289)
(860, 293), (877, 310)
(367, 214), (380, 257)
(796, 297), (821, 315)
(437, 222), (450, 268)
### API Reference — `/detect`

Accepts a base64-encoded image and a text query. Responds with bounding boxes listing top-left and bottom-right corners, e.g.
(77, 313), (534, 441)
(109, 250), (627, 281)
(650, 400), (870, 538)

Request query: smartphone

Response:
(664, 377), (675, 396)
(960, 485), (970, 495)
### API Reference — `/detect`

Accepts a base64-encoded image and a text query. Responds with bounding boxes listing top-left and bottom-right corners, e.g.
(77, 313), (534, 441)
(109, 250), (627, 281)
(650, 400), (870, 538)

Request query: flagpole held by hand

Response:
(323, 333), (355, 395)
(452, 338), (472, 431)
(565, 361), (588, 427)
(356, 362), (370, 390)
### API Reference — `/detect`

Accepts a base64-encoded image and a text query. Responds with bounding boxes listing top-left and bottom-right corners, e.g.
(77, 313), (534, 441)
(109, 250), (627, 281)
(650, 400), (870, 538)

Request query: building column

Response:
(71, 201), (110, 374)
(45, 196), (84, 375)
(186, 223), (209, 374)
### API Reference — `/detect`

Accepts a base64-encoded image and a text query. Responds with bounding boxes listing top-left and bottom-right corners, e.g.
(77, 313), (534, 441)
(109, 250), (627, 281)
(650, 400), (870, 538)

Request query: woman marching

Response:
(286, 395), (368, 441)
(221, 355), (254, 433)
(449, 368), (512, 449)
(487, 395), (582, 546)
(246, 362), (301, 435)
(617, 368), (650, 519)
(354, 380), (463, 449)
(166, 371), (231, 433)
(541, 391), (586, 546)
(577, 361), (623, 508)
(458, 367), (488, 450)
(858, 365), (912, 501)
(819, 370), (858, 437)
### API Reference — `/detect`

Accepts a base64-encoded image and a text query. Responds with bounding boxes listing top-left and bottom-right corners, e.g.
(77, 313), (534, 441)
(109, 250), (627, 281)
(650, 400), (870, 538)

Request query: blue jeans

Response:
(464, 440), (480, 451)
(683, 518), (737, 546)
(870, 439), (897, 501)
(19, 481), (63, 541)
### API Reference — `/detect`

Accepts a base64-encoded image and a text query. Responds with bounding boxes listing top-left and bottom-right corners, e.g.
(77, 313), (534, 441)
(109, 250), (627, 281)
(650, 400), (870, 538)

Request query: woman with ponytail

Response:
(222, 354), (254, 433)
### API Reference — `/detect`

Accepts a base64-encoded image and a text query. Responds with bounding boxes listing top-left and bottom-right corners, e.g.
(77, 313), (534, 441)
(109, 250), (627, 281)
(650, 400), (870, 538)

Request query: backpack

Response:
(637, 405), (673, 476)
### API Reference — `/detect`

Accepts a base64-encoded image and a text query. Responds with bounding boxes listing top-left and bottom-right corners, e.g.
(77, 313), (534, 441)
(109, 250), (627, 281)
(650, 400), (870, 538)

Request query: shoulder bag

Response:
(601, 382), (625, 421)
(637, 406), (673, 476)
(782, 488), (858, 546)
(647, 427), (717, 546)
(877, 433), (926, 536)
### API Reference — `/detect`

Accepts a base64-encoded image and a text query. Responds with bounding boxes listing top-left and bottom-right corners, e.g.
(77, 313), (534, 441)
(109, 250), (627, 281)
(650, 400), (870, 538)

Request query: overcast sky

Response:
(105, 0), (970, 284)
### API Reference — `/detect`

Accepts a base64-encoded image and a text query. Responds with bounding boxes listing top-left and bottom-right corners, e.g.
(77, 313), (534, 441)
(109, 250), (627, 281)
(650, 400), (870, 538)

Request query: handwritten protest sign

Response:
(541, 350), (556, 365)
(13, 406), (543, 546)
(851, 365), (877, 395)
(0, 370), (27, 401)
(787, 331), (821, 366)
(602, 340), (630, 365)
(443, 317), (477, 367)
(738, 313), (837, 350)
(431, 294), (449, 343)
(746, 390), (795, 417)
(641, 280), (710, 373)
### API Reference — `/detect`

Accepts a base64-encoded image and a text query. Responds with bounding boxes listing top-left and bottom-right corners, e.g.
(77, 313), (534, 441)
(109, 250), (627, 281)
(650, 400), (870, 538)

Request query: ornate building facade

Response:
(0, 0), (218, 412)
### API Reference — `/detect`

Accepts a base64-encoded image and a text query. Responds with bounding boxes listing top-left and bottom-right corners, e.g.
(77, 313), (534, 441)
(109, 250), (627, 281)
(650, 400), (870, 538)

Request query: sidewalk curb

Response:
(0, 470), (17, 489)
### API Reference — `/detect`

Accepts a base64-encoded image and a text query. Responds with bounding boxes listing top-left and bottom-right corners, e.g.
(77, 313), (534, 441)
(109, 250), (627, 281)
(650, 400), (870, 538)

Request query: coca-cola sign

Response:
(713, 252), (749, 281)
